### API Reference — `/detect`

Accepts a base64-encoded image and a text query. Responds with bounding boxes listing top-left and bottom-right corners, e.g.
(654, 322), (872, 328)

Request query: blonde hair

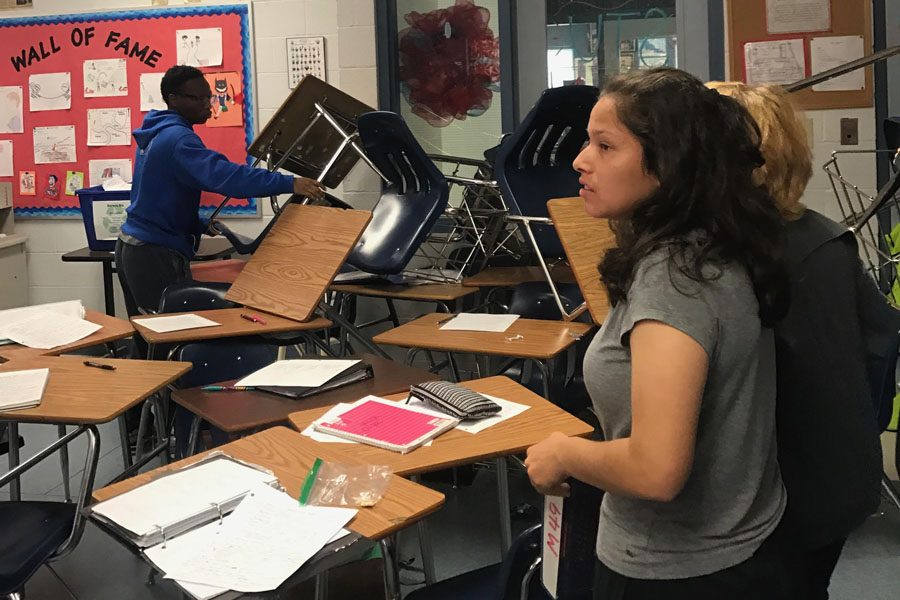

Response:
(706, 81), (812, 220)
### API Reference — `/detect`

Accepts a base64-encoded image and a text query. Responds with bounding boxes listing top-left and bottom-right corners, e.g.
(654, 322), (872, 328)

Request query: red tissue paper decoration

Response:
(398, 0), (501, 127)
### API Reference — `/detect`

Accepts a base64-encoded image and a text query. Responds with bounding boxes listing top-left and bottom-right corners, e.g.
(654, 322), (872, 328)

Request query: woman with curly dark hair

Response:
(525, 68), (793, 599)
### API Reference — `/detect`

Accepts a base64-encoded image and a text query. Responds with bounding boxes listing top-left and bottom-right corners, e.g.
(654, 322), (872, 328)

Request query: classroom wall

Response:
(1, 0), (381, 315)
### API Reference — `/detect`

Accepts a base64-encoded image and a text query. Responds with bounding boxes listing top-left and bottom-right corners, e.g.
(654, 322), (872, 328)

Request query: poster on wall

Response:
(1, 5), (256, 219)
(87, 108), (132, 146)
(83, 59), (128, 97)
(28, 72), (71, 112)
(139, 72), (167, 111)
(0, 86), (24, 133)
(33, 125), (76, 164)
(0, 140), (13, 177)
(204, 72), (242, 128)
(176, 27), (223, 67)
(65, 170), (84, 195)
(744, 39), (806, 85)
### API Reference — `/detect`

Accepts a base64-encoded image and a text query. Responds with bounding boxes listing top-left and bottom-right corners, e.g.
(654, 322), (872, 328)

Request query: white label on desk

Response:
(92, 199), (130, 241)
(542, 494), (564, 598)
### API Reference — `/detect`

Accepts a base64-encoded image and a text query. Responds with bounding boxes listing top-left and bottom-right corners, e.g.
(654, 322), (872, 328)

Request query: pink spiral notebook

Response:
(313, 396), (459, 453)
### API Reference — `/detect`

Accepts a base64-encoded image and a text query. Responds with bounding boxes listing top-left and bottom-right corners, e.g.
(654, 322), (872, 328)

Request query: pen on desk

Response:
(240, 313), (267, 325)
(83, 360), (116, 371)
(201, 385), (256, 392)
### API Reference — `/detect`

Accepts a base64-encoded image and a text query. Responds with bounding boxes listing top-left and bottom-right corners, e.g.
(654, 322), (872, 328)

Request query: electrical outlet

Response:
(840, 118), (859, 145)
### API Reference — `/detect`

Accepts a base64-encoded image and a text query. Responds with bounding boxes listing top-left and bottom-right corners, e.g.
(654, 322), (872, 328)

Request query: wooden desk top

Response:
(0, 355), (190, 424)
(0, 310), (134, 362)
(330, 282), (477, 302)
(372, 313), (593, 360)
(131, 308), (332, 345)
(91, 426), (445, 540)
(171, 354), (439, 433)
(288, 376), (593, 475)
(462, 265), (576, 288)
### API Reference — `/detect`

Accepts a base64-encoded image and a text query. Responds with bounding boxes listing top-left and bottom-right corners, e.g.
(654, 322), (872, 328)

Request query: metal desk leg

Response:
(314, 571), (329, 600)
(411, 475), (437, 585)
(380, 535), (402, 600)
(7, 422), (20, 501)
(117, 415), (132, 468)
(102, 261), (115, 316)
(57, 424), (71, 502)
(497, 456), (512, 554)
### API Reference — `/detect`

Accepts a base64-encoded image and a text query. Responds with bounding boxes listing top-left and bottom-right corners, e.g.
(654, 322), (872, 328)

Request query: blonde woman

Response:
(709, 81), (900, 600)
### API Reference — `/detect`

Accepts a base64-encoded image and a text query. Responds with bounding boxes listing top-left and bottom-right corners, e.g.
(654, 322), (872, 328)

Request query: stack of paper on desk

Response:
(145, 483), (356, 594)
(0, 300), (97, 348)
(0, 368), (49, 412)
(132, 313), (221, 333)
(89, 455), (278, 548)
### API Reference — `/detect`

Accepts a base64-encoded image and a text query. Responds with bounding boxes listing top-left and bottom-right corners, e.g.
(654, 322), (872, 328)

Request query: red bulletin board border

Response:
(0, 3), (258, 218)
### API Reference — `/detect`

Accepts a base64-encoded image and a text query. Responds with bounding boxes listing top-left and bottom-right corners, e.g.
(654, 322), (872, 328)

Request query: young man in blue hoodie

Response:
(115, 65), (325, 314)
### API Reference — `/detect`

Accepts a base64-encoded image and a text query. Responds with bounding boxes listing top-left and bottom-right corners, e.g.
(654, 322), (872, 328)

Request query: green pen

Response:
(299, 457), (324, 505)
(201, 385), (256, 391)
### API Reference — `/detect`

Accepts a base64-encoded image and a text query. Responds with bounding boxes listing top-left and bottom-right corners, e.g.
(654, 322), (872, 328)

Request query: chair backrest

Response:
(158, 281), (236, 314)
(494, 524), (546, 600)
(495, 86), (599, 258)
(171, 339), (278, 389)
(348, 111), (450, 274)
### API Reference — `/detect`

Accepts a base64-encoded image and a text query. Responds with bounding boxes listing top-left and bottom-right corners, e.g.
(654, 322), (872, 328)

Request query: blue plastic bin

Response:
(76, 186), (131, 251)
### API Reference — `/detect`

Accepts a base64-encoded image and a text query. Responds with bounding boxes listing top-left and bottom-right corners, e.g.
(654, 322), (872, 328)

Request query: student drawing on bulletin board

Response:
(204, 72), (242, 128)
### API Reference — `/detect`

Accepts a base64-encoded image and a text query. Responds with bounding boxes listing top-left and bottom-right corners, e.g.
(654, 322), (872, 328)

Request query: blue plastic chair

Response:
(157, 280), (236, 314)
(347, 111), (449, 274)
(494, 86), (599, 259)
(170, 340), (278, 457)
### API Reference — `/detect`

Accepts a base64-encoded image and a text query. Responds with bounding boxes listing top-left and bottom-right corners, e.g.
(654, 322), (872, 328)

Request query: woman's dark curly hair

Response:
(597, 68), (789, 326)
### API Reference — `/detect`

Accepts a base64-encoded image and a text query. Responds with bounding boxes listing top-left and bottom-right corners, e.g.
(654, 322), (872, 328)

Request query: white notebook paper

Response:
(4, 311), (102, 349)
(0, 300), (85, 342)
(0, 368), (49, 412)
(236, 359), (360, 388)
(133, 314), (221, 333)
(439, 313), (520, 332)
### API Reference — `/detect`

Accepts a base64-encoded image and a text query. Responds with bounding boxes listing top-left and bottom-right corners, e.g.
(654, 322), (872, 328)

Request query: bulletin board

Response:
(0, 3), (258, 218)
(726, 0), (873, 110)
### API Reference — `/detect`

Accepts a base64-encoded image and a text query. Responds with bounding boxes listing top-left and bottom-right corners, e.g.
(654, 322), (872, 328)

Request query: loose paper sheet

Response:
(204, 71), (243, 128)
(810, 35), (865, 92)
(83, 58), (128, 97)
(92, 199), (130, 240)
(64, 170), (84, 196)
(87, 108), (131, 146)
(744, 39), (806, 86)
(139, 72), (167, 111)
(766, 0), (830, 35)
(176, 28), (223, 67)
(88, 159), (132, 186)
(0, 85), (23, 133)
(18, 170), (35, 195)
(159, 483), (356, 592)
(133, 314), (221, 334)
(3, 311), (101, 349)
(28, 72), (71, 111)
(235, 359), (361, 388)
(0, 368), (49, 412)
(439, 313), (520, 333)
(0, 140), (12, 177)
(33, 125), (76, 164)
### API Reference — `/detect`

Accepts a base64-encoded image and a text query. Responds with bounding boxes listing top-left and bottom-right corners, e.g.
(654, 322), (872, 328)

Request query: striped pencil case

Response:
(409, 380), (502, 420)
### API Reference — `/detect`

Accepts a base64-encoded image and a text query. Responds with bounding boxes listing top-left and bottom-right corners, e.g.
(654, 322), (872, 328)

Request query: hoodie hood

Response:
(132, 110), (191, 150)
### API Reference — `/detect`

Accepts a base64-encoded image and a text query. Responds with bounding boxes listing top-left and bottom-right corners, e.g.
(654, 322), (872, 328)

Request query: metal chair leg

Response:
(379, 535), (402, 600)
(57, 424), (71, 502)
(187, 415), (202, 457)
(883, 473), (900, 511)
(117, 415), (132, 469)
(7, 422), (21, 501)
(314, 571), (329, 600)
(497, 456), (513, 554)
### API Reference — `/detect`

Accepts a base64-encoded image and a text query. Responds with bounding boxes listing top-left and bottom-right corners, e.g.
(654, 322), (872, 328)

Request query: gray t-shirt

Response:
(585, 244), (785, 579)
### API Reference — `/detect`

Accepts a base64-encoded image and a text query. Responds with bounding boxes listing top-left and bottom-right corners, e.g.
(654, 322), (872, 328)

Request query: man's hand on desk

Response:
(294, 177), (326, 201)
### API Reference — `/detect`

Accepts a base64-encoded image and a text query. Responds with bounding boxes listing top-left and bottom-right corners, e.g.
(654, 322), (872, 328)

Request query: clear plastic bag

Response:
(300, 459), (392, 508)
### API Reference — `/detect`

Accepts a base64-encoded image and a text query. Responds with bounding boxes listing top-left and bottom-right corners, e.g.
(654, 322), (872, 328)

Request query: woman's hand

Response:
(525, 432), (572, 495)
(294, 177), (326, 200)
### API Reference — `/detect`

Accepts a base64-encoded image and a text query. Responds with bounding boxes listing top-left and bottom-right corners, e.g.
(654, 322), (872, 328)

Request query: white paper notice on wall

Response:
(93, 199), (130, 240)
(28, 72), (71, 112)
(176, 28), (223, 67)
(810, 36), (865, 92)
(766, 0), (830, 35)
(0, 140), (13, 177)
(88, 159), (132, 187)
(84, 59), (128, 98)
(287, 37), (326, 89)
(744, 39), (806, 86)
(0, 86), (24, 133)
(139, 73), (166, 111)
(87, 108), (132, 146)
(33, 125), (76, 164)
